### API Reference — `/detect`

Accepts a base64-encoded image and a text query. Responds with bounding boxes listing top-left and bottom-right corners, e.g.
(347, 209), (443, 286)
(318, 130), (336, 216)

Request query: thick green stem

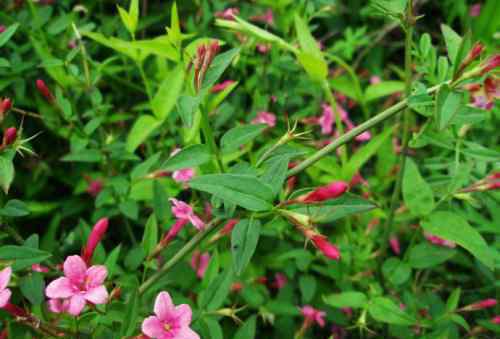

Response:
(200, 107), (224, 172)
(138, 219), (221, 295)
(379, 0), (414, 278)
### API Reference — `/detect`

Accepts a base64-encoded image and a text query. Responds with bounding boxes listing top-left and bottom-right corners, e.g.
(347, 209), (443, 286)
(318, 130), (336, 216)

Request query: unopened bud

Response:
(0, 98), (12, 116)
(296, 181), (348, 203)
(480, 55), (500, 75)
(36, 79), (54, 103)
(2, 127), (17, 146)
(82, 218), (109, 264)
(311, 235), (341, 260)
(278, 209), (312, 228)
(462, 298), (497, 311)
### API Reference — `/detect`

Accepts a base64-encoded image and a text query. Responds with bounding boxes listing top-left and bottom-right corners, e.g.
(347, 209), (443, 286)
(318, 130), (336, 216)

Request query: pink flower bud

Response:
(211, 80), (236, 93)
(220, 219), (239, 236)
(2, 127), (17, 146)
(82, 218), (109, 264)
(161, 218), (189, 247)
(190, 251), (210, 278)
(389, 236), (401, 255)
(0, 98), (12, 115)
(298, 181), (348, 203)
(491, 315), (500, 325)
(464, 298), (497, 311)
(488, 182), (500, 190)
(480, 55), (500, 75)
(36, 79), (54, 103)
(469, 3), (481, 17)
(172, 168), (195, 183)
(0, 26), (5, 34)
(311, 235), (341, 260)
(301, 305), (326, 328)
(214, 7), (239, 20)
(467, 42), (484, 62)
(31, 264), (49, 273)
(252, 111), (276, 128)
(272, 273), (288, 289)
(86, 179), (103, 197)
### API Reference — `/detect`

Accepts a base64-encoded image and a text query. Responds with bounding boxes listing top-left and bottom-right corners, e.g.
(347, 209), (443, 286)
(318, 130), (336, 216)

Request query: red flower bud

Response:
(82, 218), (109, 264)
(219, 219), (239, 236)
(491, 315), (500, 325)
(463, 298), (497, 311)
(36, 79), (54, 103)
(389, 236), (401, 255)
(480, 55), (500, 75)
(0, 98), (12, 114)
(311, 235), (341, 260)
(298, 181), (348, 203)
(2, 127), (17, 146)
(462, 42), (484, 67)
(0, 25), (5, 34)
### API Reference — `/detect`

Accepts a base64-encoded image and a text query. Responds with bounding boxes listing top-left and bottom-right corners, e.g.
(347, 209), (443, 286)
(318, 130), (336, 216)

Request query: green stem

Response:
(200, 107), (224, 172)
(323, 81), (348, 165)
(379, 0), (414, 279)
(138, 219), (221, 295)
(137, 61), (152, 101)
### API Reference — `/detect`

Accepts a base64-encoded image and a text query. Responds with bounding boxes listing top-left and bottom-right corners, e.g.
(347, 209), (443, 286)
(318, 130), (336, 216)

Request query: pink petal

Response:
(173, 168), (195, 183)
(154, 291), (174, 320)
(188, 214), (205, 230)
(84, 285), (108, 305)
(63, 255), (87, 284)
(175, 304), (193, 327)
(47, 299), (64, 313)
(170, 198), (193, 219)
(85, 265), (108, 288)
(0, 289), (11, 308)
(141, 316), (166, 338)
(45, 277), (75, 299)
(176, 327), (200, 339)
(0, 267), (11, 291)
(68, 295), (86, 316)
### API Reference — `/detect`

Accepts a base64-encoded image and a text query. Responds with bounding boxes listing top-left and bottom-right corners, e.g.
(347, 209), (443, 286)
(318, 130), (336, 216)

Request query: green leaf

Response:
(368, 297), (416, 325)
(0, 200), (30, 217)
(407, 242), (456, 269)
(261, 155), (289, 197)
(233, 316), (257, 339)
(343, 126), (394, 180)
(294, 15), (322, 59)
(126, 115), (162, 153)
(119, 289), (140, 337)
(104, 245), (121, 278)
(142, 214), (158, 256)
(221, 124), (267, 153)
(421, 211), (495, 269)
(323, 291), (368, 308)
(117, 6), (134, 35)
(160, 144), (211, 171)
(189, 174), (274, 212)
(152, 64), (185, 120)
(231, 219), (261, 276)
(204, 317), (223, 339)
(402, 158), (435, 216)
(153, 181), (170, 222)
(168, 2), (182, 47)
(199, 266), (234, 311)
(176, 95), (200, 128)
(0, 246), (52, 271)
(119, 200), (139, 220)
(201, 48), (240, 92)
(81, 31), (140, 60)
(382, 258), (411, 286)
(365, 81), (405, 102)
(132, 37), (179, 61)
(61, 149), (103, 163)
(287, 193), (377, 224)
(446, 288), (461, 313)
(20, 272), (45, 305)
(440, 24), (462, 63)
(435, 85), (463, 130)
(299, 275), (317, 303)
(129, 0), (139, 32)
(130, 153), (161, 180)
(297, 52), (328, 81)
(0, 23), (19, 48)
(0, 149), (15, 194)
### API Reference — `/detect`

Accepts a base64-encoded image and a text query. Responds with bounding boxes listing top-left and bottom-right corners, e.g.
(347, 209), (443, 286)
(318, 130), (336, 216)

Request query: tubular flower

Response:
(389, 236), (401, 255)
(311, 235), (341, 260)
(296, 181), (348, 203)
(170, 198), (205, 230)
(141, 291), (199, 339)
(81, 218), (109, 265)
(462, 298), (497, 311)
(211, 80), (236, 93)
(45, 255), (109, 316)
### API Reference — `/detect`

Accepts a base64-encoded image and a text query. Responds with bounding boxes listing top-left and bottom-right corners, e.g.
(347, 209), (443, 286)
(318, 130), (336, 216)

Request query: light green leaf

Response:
(294, 15), (322, 59)
(435, 85), (463, 130)
(0, 200), (30, 217)
(61, 149), (102, 163)
(323, 291), (368, 308)
(0, 23), (19, 48)
(160, 144), (211, 171)
(407, 242), (456, 269)
(297, 52), (328, 81)
(231, 219), (261, 276)
(365, 81), (405, 102)
(221, 124), (267, 153)
(152, 64), (185, 120)
(402, 158), (434, 216)
(126, 115), (162, 153)
(261, 155), (289, 196)
(441, 24), (462, 63)
(233, 316), (257, 339)
(0, 145), (15, 194)
(421, 211), (495, 269)
(201, 48), (240, 92)
(176, 95), (200, 128)
(141, 214), (158, 256)
(368, 297), (416, 325)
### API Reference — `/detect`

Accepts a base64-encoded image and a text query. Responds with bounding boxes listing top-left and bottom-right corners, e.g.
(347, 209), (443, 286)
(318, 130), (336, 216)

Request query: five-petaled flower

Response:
(142, 291), (200, 339)
(0, 267), (12, 308)
(170, 198), (205, 230)
(301, 305), (326, 328)
(45, 255), (109, 316)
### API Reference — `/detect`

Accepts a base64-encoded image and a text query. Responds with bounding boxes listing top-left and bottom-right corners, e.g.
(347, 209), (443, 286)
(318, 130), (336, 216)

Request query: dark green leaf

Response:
(220, 124), (267, 153)
(402, 158), (434, 216)
(407, 242), (456, 269)
(233, 316), (257, 339)
(368, 297), (416, 325)
(261, 155), (290, 197)
(160, 144), (211, 171)
(142, 214), (158, 256)
(0, 23), (19, 48)
(0, 246), (52, 271)
(119, 289), (140, 337)
(20, 272), (45, 305)
(201, 48), (240, 92)
(199, 266), (234, 311)
(0, 200), (30, 217)
(231, 219), (261, 275)
(382, 258), (411, 286)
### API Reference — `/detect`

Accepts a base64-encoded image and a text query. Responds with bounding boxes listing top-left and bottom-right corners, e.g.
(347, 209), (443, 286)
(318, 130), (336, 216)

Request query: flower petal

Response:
(174, 304), (192, 327)
(176, 327), (200, 339)
(84, 286), (108, 305)
(85, 265), (108, 288)
(45, 277), (75, 299)
(68, 295), (86, 316)
(0, 267), (12, 291)
(141, 316), (165, 338)
(0, 288), (12, 308)
(188, 214), (205, 230)
(154, 291), (174, 320)
(47, 299), (63, 313)
(63, 255), (87, 284)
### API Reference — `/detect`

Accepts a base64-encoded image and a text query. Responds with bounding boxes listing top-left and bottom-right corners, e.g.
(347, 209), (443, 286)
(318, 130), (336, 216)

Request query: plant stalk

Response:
(200, 107), (224, 173)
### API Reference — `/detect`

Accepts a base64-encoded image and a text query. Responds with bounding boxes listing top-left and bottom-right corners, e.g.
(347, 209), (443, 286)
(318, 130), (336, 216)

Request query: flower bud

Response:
(36, 79), (54, 103)
(297, 181), (348, 203)
(389, 236), (401, 255)
(462, 298), (497, 311)
(0, 98), (12, 115)
(480, 55), (500, 75)
(82, 218), (109, 264)
(311, 235), (341, 260)
(491, 315), (500, 325)
(2, 127), (17, 146)
(278, 209), (312, 228)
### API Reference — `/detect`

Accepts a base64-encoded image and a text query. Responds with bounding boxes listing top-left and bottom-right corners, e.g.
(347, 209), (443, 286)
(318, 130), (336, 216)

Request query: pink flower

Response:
(491, 315), (500, 324)
(355, 131), (371, 142)
(47, 298), (70, 314)
(311, 235), (341, 260)
(45, 255), (109, 316)
(170, 198), (205, 230)
(252, 111), (276, 127)
(297, 181), (348, 203)
(424, 233), (456, 248)
(370, 75), (381, 84)
(469, 3), (481, 17)
(272, 273), (288, 289)
(172, 168), (195, 183)
(250, 9), (274, 25)
(389, 236), (401, 255)
(81, 218), (109, 265)
(32, 264), (49, 273)
(214, 7), (239, 20)
(463, 298), (497, 311)
(141, 291), (199, 339)
(480, 55), (500, 75)
(211, 80), (236, 93)
(86, 179), (103, 197)
(0, 267), (12, 308)
(159, 219), (189, 248)
(319, 104), (334, 134)
(256, 43), (272, 54)
(190, 251), (210, 278)
(301, 305), (326, 328)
